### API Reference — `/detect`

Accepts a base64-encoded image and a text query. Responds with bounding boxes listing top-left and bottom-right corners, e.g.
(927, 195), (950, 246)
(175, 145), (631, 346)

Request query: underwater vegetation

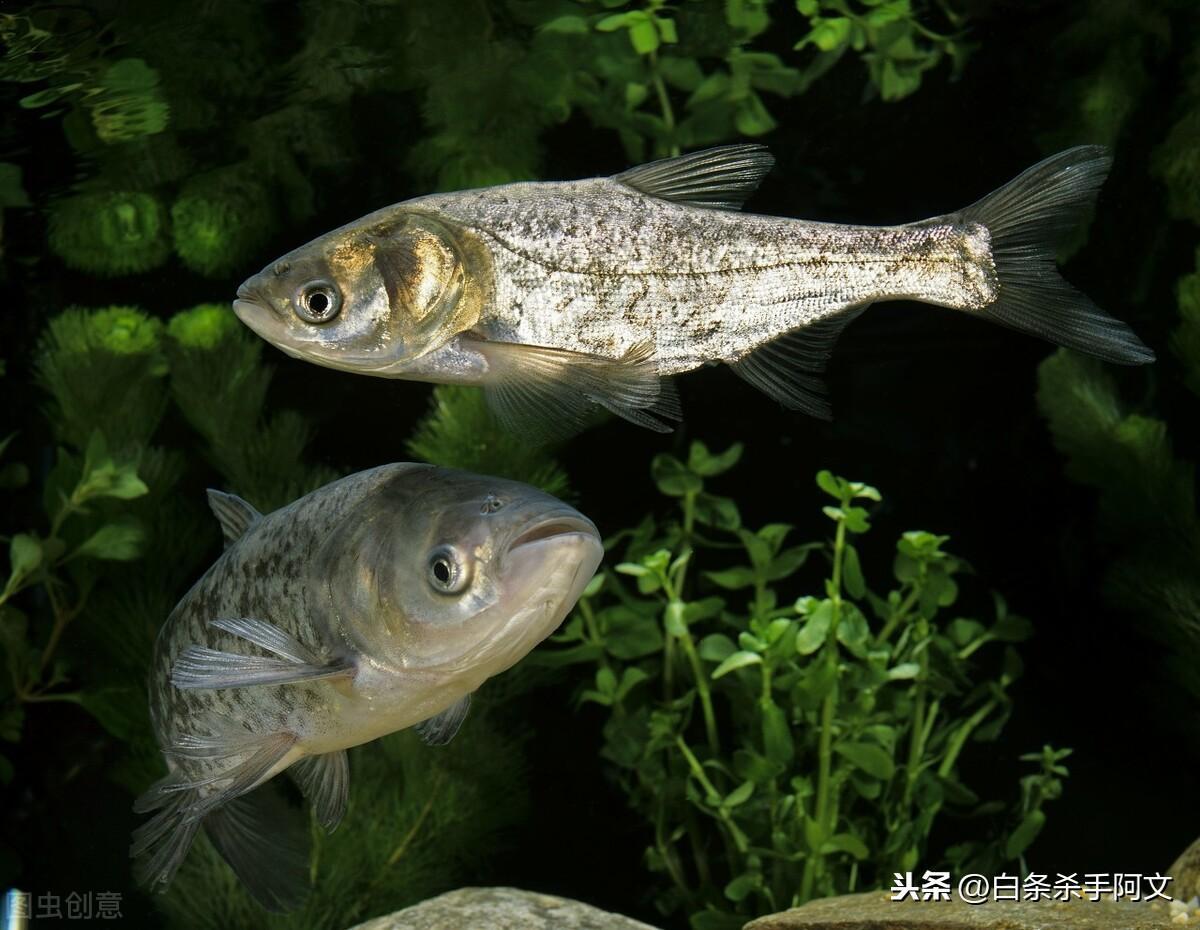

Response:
(2, 0), (1196, 928)
(543, 445), (1064, 928)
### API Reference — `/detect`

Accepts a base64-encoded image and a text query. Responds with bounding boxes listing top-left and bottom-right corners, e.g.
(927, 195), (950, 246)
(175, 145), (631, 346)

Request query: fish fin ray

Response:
(414, 694), (471, 746)
(203, 783), (310, 912)
(614, 144), (774, 211)
(131, 733), (295, 899)
(290, 750), (349, 832)
(476, 338), (680, 441)
(131, 787), (202, 893)
(206, 490), (263, 547)
(728, 307), (866, 419)
(172, 646), (352, 689)
(955, 146), (1153, 365)
(162, 730), (297, 800)
(172, 618), (351, 690)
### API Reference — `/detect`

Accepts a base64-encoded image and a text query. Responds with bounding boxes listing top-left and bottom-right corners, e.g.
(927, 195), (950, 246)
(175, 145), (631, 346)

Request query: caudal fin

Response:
(958, 146), (1154, 365)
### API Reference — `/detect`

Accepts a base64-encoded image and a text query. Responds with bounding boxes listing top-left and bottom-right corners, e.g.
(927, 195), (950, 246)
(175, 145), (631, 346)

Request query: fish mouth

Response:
(509, 512), (599, 552)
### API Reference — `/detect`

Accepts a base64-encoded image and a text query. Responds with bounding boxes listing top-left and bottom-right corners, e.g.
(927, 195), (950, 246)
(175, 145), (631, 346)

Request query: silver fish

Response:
(131, 464), (602, 910)
(233, 144), (1153, 437)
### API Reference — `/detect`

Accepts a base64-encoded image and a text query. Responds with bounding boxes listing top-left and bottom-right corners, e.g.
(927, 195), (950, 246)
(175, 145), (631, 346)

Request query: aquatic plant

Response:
(544, 444), (1064, 927)
(407, 386), (570, 497)
(47, 191), (171, 276)
(170, 170), (275, 277)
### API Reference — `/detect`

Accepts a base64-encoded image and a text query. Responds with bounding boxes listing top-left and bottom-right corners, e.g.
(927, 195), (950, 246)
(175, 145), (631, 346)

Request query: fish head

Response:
(322, 466), (602, 683)
(233, 211), (483, 375)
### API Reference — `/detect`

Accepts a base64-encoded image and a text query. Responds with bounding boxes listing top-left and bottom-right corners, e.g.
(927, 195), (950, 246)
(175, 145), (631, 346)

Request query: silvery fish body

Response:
(234, 144), (1153, 437)
(132, 464), (602, 911)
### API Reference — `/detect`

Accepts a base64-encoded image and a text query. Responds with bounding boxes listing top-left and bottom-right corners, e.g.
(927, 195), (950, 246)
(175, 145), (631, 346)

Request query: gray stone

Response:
(347, 886), (663, 930)
(743, 889), (1183, 930)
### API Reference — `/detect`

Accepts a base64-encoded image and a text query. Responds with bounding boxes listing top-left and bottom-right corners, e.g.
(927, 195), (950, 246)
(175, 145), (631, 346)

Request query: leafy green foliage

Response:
(542, 444), (1060, 925)
(47, 192), (171, 275)
(407, 386), (570, 497)
(170, 170), (275, 277)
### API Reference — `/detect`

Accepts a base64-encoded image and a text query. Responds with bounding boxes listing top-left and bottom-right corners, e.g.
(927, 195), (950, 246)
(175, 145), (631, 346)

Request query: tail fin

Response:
(958, 146), (1154, 365)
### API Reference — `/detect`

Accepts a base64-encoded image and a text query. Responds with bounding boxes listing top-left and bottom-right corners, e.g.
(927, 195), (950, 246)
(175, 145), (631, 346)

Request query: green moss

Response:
(167, 303), (241, 350)
(47, 191), (171, 276)
(170, 169), (275, 276)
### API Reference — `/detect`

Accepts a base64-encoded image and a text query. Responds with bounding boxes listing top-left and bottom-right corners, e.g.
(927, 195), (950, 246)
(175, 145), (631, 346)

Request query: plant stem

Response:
(801, 514), (848, 901)
(903, 637), (929, 806)
(875, 585), (920, 646)
(647, 49), (679, 157)
(676, 617), (720, 755)
(937, 697), (998, 778)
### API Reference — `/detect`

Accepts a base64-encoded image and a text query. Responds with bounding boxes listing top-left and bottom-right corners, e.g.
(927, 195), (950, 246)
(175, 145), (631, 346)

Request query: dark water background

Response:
(3, 2), (1194, 926)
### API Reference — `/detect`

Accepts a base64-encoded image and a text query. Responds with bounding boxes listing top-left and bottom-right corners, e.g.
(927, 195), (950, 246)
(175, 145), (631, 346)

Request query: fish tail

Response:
(956, 146), (1154, 365)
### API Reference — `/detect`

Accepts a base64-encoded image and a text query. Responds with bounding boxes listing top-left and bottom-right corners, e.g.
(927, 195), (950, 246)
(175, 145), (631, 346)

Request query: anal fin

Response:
(290, 750), (349, 832)
(729, 307), (866, 420)
(474, 338), (680, 440)
(414, 694), (471, 746)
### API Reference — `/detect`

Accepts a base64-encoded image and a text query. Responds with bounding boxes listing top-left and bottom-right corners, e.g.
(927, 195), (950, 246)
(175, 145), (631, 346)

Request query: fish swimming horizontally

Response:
(131, 464), (602, 910)
(233, 144), (1154, 437)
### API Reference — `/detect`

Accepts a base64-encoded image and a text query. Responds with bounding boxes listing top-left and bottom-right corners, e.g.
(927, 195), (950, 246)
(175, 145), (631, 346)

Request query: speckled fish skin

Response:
(133, 463), (602, 910)
(399, 181), (992, 373)
(233, 144), (1153, 434)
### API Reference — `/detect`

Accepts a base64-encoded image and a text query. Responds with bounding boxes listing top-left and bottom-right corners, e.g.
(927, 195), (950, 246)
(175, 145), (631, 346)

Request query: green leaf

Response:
(705, 566), (756, 590)
(822, 832), (870, 859)
(595, 12), (635, 32)
(688, 441), (744, 476)
(651, 454), (702, 497)
(712, 650), (762, 679)
(6, 534), (42, 593)
(1005, 809), (1046, 859)
(795, 600), (833, 654)
(615, 667), (650, 702)
(836, 605), (870, 656)
(761, 700), (794, 765)
(886, 662), (920, 680)
(606, 605), (665, 659)
(816, 470), (846, 500)
(75, 519), (145, 561)
(656, 16), (678, 44)
(834, 741), (895, 779)
(842, 543), (866, 598)
(992, 612), (1034, 643)
(664, 601), (687, 636)
(724, 871), (760, 902)
(629, 18), (660, 54)
(796, 0), (820, 14)
(541, 14), (589, 33)
(693, 492), (741, 530)
(806, 17), (852, 52)
(699, 633), (737, 663)
(723, 779), (755, 809)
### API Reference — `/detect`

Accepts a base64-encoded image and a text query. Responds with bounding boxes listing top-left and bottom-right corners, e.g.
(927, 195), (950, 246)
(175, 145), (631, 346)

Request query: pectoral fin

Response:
(172, 617), (353, 690)
(290, 750), (349, 832)
(614, 144), (775, 211)
(729, 307), (866, 420)
(206, 490), (263, 547)
(414, 694), (471, 746)
(475, 338), (680, 440)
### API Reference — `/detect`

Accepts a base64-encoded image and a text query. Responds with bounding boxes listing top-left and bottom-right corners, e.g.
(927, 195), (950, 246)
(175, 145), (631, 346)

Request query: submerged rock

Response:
(347, 887), (663, 930)
(744, 890), (1181, 930)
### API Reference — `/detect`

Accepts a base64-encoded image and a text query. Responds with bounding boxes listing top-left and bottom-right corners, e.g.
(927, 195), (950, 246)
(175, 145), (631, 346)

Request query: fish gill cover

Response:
(0, 0), (1196, 928)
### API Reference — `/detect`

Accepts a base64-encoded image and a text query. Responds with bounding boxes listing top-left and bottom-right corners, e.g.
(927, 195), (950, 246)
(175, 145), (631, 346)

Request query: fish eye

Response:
(427, 545), (470, 595)
(294, 280), (342, 324)
(480, 494), (504, 515)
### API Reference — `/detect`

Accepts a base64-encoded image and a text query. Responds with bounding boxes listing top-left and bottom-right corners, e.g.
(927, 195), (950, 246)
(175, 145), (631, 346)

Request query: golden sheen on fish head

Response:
(318, 466), (602, 685)
(233, 211), (486, 374)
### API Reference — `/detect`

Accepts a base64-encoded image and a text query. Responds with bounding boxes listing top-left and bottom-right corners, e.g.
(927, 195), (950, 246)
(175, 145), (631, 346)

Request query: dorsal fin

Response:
(613, 144), (775, 211)
(206, 489), (263, 547)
